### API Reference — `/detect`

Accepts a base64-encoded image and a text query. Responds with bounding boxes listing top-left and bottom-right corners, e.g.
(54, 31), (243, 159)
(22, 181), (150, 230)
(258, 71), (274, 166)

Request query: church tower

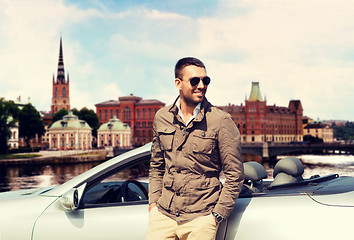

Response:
(51, 37), (70, 114)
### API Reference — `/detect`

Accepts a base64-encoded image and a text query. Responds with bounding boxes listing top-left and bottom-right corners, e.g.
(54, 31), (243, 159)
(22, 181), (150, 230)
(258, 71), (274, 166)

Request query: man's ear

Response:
(175, 78), (182, 90)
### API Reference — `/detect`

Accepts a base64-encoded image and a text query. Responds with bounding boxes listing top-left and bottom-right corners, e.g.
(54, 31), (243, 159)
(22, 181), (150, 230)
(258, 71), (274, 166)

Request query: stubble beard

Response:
(182, 91), (205, 107)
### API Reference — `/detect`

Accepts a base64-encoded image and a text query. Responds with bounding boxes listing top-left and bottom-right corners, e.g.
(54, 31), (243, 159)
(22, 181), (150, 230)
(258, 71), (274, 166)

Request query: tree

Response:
(50, 107), (99, 137)
(303, 134), (323, 143)
(77, 107), (100, 137)
(18, 104), (45, 147)
(333, 121), (354, 141)
(0, 99), (19, 154)
(71, 108), (80, 117)
(51, 108), (69, 124)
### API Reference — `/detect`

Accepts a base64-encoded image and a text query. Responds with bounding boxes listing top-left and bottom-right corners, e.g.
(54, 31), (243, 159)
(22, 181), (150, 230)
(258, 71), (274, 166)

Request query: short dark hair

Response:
(174, 57), (206, 79)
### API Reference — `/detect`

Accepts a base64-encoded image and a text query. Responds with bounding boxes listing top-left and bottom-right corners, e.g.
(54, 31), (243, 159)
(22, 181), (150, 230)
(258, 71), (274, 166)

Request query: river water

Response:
(1, 154), (354, 192)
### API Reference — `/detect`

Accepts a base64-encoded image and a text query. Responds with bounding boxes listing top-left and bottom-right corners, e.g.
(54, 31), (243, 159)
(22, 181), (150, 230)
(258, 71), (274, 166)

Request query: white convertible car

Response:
(0, 143), (353, 240)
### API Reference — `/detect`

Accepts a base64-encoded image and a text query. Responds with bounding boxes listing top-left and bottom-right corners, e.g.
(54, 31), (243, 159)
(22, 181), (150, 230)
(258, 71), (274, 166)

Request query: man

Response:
(146, 57), (244, 240)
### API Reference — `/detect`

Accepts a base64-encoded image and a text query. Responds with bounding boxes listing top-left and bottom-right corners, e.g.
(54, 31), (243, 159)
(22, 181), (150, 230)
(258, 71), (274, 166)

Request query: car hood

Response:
(310, 176), (354, 207)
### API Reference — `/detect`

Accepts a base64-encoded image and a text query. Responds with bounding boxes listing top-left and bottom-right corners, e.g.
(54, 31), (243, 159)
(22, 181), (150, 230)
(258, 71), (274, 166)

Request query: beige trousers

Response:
(145, 207), (219, 240)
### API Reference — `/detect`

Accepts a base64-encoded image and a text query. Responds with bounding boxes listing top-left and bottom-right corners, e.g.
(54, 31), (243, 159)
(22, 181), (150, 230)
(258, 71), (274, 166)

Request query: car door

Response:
(33, 201), (148, 240)
(33, 156), (150, 240)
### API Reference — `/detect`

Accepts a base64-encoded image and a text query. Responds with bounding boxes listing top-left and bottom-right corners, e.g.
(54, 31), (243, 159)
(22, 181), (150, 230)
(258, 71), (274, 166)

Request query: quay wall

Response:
(0, 151), (108, 166)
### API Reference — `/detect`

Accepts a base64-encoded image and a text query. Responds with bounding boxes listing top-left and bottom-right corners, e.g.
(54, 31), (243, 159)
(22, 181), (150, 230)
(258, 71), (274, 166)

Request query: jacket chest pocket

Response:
(158, 127), (176, 151)
(192, 131), (217, 154)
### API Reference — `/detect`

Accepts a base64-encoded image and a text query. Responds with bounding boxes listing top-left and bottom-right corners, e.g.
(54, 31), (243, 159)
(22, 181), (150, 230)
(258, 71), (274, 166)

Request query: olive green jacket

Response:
(149, 97), (244, 222)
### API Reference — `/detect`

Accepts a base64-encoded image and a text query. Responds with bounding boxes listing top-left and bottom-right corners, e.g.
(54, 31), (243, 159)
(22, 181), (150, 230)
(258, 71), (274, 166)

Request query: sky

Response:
(1, 0), (354, 121)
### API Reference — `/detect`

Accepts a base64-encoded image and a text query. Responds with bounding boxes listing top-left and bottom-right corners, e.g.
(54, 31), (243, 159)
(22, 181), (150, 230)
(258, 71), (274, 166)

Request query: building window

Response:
(123, 107), (131, 120)
(104, 110), (108, 121)
(137, 109), (140, 119)
(99, 110), (102, 120)
(148, 108), (152, 119)
(63, 87), (66, 97)
(143, 109), (146, 119)
(110, 109), (113, 119)
(116, 109), (119, 118)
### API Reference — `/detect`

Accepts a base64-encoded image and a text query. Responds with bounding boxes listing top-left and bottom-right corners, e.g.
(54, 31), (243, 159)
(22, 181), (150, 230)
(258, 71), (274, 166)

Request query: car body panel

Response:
(0, 194), (58, 240)
(33, 200), (148, 240)
(226, 194), (353, 240)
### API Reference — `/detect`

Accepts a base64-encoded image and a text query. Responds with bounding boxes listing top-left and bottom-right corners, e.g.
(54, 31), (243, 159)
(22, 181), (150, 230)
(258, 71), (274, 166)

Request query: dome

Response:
(248, 82), (264, 102)
(98, 116), (131, 131)
(49, 111), (92, 130)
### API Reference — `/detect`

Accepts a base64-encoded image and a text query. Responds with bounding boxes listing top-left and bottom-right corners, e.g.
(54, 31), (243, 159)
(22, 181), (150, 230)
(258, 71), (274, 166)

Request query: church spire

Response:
(51, 37), (70, 114)
(57, 37), (65, 84)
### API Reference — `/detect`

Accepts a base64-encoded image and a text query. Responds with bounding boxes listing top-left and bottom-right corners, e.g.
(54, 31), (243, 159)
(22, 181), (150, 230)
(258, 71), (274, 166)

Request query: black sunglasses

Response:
(179, 76), (211, 87)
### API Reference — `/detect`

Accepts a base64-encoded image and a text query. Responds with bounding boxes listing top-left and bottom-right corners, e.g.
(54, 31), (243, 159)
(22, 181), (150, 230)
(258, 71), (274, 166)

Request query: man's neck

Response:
(178, 97), (201, 124)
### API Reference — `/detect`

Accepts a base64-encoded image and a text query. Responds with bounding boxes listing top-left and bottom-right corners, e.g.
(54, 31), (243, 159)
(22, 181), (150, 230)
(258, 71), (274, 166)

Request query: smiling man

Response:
(146, 57), (244, 240)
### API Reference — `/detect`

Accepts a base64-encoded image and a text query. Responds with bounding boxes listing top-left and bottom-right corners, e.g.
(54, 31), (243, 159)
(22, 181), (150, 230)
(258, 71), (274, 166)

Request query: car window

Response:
(81, 156), (150, 207)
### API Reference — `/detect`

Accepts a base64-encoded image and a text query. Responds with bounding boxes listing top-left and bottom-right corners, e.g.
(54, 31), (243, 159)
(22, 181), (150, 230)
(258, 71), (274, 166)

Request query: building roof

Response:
(136, 99), (165, 106)
(248, 82), (264, 102)
(95, 100), (120, 107)
(49, 111), (92, 130)
(267, 105), (293, 114)
(98, 116), (131, 131)
(304, 122), (330, 129)
(95, 94), (165, 107)
(217, 104), (245, 114)
(118, 94), (142, 102)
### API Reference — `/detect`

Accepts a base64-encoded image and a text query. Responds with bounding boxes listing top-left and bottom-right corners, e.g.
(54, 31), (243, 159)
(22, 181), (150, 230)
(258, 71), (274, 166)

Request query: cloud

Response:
(193, 0), (354, 120)
(1, 0), (353, 121)
(146, 9), (189, 20)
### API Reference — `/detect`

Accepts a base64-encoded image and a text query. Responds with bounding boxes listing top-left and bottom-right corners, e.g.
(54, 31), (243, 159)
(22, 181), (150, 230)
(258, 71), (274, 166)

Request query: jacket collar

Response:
(169, 96), (210, 124)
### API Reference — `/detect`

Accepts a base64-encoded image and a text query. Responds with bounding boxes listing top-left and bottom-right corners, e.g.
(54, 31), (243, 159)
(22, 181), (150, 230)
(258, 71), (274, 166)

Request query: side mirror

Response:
(60, 188), (79, 211)
(60, 183), (86, 211)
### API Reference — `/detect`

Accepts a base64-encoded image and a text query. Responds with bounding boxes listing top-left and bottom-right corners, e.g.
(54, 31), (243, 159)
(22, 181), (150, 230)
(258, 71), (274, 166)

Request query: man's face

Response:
(175, 65), (208, 106)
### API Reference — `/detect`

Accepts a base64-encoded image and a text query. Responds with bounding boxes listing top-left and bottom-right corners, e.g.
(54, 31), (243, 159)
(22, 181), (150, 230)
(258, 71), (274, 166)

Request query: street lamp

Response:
(107, 123), (113, 146)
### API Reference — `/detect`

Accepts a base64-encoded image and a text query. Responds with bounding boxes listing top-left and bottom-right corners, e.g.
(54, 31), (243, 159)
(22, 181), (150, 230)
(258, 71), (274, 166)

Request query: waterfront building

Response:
(8, 117), (19, 149)
(51, 37), (70, 114)
(303, 122), (334, 143)
(218, 82), (303, 143)
(97, 116), (132, 148)
(3, 97), (43, 149)
(95, 94), (165, 146)
(47, 112), (92, 150)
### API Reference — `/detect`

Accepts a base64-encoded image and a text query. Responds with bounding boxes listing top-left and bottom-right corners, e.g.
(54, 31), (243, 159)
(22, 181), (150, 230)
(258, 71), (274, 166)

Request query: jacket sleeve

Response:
(148, 115), (166, 204)
(213, 114), (244, 218)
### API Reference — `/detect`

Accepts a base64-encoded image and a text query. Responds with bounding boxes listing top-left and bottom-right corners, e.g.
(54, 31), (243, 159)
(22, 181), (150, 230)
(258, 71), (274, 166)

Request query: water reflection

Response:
(0, 162), (101, 192)
(1, 154), (354, 192)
